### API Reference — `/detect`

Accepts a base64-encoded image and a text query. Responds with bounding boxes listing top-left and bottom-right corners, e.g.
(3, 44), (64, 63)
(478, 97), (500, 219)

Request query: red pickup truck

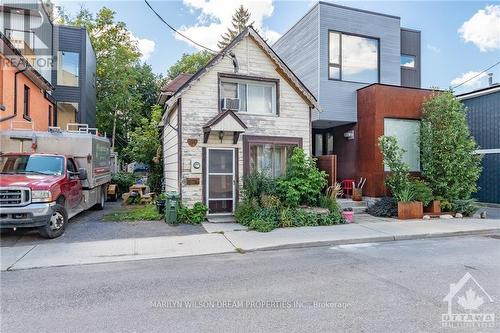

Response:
(0, 129), (111, 238)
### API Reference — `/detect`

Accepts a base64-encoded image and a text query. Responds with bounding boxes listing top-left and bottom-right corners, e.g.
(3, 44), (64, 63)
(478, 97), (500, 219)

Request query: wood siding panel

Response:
(163, 107), (178, 192)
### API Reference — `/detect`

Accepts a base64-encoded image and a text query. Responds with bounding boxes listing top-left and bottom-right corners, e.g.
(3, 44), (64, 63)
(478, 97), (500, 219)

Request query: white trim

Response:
(475, 148), (500, 154)
(206, 148), (235, 214)
(456, 85), (500, 100)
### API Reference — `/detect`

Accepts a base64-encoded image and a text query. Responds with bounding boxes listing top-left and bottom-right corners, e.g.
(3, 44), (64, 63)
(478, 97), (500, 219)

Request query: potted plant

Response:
(411, 178), (439, 214)
(342, 207), (354, 223)
(396, 186), (423, 220)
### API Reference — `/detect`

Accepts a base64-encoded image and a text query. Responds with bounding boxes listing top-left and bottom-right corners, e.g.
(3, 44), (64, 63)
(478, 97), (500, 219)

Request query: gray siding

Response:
(318, 2), (401, 123)
(463, 91), (500, 204)
(401, 28), (421, 88)
(273, 5), (319, 98)
(52, 25), (96, 127)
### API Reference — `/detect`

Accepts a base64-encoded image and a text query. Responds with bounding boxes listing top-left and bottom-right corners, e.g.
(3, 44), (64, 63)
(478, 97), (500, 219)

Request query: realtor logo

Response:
(442, 272), (495, 329)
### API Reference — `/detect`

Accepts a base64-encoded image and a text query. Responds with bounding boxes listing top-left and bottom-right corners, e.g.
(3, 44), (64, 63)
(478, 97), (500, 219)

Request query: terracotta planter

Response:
(352, 188), (362, 201)
(397, 201), (423, 220)
(424, 200), (441, 214)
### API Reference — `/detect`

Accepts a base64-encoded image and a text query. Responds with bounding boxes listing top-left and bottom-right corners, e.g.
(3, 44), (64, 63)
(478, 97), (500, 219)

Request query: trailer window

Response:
(0, 155), (64, 176)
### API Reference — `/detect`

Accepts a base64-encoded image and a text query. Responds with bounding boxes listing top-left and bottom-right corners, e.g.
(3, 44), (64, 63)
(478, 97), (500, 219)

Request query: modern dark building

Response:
(457, 84), (500, 204)
(273, 2), (428, 196)
(52, 25), (96, 129)
(1, 0), (96, 130)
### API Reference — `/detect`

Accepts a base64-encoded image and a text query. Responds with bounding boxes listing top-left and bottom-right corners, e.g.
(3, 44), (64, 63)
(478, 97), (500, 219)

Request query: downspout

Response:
(0, 68), (26, 123)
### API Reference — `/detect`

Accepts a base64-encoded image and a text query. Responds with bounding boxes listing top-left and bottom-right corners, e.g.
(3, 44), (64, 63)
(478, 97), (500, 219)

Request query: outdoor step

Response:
(206, 215), (237, 223)
(338, 199), (368, 209)
(350, 206), (367, 214)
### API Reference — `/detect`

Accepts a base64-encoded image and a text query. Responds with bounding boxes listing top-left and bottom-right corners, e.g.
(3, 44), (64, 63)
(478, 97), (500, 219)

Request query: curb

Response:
(239, 228), (500, 252)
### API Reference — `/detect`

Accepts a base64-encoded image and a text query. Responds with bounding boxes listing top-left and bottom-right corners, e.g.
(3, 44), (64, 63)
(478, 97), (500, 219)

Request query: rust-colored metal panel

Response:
(356, 84), (435, 197)
(316, 155), (337, 186)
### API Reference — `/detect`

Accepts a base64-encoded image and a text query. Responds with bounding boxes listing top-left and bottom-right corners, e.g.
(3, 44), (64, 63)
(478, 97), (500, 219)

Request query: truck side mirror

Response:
(78, 168), (88, 180)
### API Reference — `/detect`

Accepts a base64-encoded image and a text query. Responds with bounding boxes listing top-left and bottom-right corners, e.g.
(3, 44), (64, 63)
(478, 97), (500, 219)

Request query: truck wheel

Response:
(38, 204), (68, 239)
(95, 186), (106, 210)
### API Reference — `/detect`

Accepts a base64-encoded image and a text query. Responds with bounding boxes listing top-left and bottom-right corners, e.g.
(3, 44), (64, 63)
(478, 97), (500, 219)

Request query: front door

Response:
(206, 148), (235, 214)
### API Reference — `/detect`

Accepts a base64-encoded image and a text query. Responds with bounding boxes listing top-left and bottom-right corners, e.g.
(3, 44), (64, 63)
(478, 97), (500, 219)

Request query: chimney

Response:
(488, 73), (493, 87)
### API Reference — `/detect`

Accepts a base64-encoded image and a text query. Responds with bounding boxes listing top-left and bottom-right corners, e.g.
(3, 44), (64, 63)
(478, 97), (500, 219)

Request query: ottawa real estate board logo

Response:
(442, 272), (495, 329)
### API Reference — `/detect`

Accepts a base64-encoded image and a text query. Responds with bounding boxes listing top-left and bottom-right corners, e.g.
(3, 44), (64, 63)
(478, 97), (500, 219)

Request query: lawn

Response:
(103, 205), (163, 222)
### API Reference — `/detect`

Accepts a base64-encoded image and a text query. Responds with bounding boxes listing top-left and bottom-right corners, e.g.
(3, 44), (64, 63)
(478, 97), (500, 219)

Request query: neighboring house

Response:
(457, 83), (500, 204)
(159, 27), (320, 214)
(274, 2), (431, 197)
(0, 31), (55, 131)
(0, 0), (96, 131)
(52, 25), (96, 129)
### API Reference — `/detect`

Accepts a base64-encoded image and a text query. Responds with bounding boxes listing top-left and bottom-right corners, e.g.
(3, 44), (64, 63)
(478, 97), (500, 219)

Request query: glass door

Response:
(207, 148), (235, 214)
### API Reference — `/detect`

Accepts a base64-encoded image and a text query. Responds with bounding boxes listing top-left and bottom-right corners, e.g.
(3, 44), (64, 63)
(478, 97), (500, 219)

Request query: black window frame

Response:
(23, 85), (30, 121)
(328, 30), (381, 84)
(48, 105), (52, 126)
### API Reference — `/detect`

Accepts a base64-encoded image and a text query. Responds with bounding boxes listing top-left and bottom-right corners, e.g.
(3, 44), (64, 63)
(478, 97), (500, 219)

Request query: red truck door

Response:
(65, 158), (83, 209)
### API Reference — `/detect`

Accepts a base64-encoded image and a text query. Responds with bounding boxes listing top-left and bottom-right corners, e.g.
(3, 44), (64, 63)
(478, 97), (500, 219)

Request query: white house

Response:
(159, 27), (320, 215)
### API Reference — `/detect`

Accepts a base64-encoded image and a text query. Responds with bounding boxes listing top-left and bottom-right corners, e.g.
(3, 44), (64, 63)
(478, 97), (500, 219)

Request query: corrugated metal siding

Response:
(273, 5), (319, 99)
(463, 91), (500, 203)
(401, 29), (421, 88)
(81, 30), (96, 127)
(318, 2), (401, 122)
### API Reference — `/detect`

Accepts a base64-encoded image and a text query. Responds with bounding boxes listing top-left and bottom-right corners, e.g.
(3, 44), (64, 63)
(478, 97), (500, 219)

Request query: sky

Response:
(54, 0), (500, 94)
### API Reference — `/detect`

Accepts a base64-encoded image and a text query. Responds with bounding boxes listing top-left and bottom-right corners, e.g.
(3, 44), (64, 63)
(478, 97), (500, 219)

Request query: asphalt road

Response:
(1, 202), (205, 247)
(2, 235), (499, 332)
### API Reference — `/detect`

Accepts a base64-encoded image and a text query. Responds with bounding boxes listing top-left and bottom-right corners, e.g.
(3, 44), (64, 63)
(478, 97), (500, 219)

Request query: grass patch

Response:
(103, 205), (163, 222)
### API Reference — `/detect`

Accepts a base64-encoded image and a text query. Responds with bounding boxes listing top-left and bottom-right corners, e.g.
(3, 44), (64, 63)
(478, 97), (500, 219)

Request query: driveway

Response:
(0, 201), (205, 247)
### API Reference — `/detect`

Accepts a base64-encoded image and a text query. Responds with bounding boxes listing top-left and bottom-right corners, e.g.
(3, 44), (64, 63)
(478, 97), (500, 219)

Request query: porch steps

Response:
(338, 199), (368, 214)
(206, 215), (237, 223)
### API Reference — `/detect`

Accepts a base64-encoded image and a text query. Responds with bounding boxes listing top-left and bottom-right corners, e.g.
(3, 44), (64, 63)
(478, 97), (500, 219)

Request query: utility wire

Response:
(452, 60), (500, 89)
(144, 0), (218, 54)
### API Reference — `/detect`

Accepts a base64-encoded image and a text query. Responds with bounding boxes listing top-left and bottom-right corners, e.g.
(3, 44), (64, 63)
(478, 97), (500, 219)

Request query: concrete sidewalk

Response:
(2, 218), (500, 271)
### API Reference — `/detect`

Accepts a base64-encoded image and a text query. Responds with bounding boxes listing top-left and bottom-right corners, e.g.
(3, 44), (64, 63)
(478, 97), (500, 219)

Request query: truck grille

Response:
(0, 188), (30, 207)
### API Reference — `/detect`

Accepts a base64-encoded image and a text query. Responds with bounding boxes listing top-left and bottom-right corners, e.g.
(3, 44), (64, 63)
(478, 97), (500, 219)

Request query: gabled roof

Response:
(158, 73), (193, 104)
(161, 26), (321, 122)
(203, 110), (247, 131)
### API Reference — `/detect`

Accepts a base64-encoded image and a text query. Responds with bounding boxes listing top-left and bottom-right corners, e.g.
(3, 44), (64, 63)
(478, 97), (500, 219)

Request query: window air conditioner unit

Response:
(222, 98), (240, 111)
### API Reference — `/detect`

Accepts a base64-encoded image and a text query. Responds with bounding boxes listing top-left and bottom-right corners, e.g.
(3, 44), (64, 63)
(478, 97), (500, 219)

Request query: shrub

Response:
(452, 199), (478, 217)
(276, 147), (327, 207)
(242, 171), (277, 202)
(421, 91), (482, 201)
(261, 194), (281, 208)
(249, 218), (276, 233)
(378, 136), (411, 199)
(111, 172), (138, 195)
(411, 178), (433, 206)
(366, 197), (397, 217)
(177, 202), (208, 224)
(234, 199), (258, 226)
(279, 207), (294, 228)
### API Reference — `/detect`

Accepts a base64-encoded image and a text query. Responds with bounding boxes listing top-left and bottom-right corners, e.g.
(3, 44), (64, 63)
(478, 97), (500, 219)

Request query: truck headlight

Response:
(31, 190), (53, 203)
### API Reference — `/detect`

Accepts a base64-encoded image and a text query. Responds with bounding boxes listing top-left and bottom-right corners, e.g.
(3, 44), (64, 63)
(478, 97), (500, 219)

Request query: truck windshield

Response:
(0, 155), (64, 176)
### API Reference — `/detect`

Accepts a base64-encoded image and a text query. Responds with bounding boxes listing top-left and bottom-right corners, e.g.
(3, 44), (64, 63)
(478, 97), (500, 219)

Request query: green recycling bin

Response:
(165, 192), (180, 225)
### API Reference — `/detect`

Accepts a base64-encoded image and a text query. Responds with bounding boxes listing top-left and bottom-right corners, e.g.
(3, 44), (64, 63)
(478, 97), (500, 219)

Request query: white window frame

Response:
(384, 118), (421, 172)
(221, 78), (277, 116)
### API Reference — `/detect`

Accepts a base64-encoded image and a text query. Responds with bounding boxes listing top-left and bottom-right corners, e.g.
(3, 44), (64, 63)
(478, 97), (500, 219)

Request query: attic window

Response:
(220, 79), (277, 115)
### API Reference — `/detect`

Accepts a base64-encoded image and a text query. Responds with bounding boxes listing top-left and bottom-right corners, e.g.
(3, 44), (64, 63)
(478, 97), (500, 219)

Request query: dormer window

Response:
(220, 76), (278, 115)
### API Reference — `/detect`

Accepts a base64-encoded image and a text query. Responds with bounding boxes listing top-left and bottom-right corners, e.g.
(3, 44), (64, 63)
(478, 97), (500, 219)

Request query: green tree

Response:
(61, 7), (162, 159)
(166, 51), (212, 80)
(217, 5), (252, 49)
(122, 105), (163, 193)
(420, 91), (482, 201)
